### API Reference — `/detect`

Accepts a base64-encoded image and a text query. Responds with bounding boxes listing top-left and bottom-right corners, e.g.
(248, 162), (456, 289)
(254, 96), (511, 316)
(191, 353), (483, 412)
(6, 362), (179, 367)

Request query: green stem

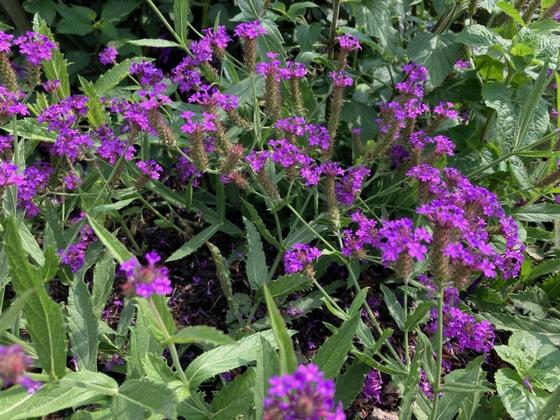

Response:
(403, 275), (410, 366)
(327, 0), (341, 60)
(429, 286), (445, 420)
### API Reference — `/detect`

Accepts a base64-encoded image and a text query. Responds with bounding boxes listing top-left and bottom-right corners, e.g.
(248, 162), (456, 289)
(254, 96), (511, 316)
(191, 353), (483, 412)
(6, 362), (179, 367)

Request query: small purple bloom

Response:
(336, 34), (361, 51)
(99, 46), (118, 65)
(137, 160), (163, 180)
(120, 251), (172, 298)
(329, 70), (353, 87)
(362, 370), (382, 405)
(234, 20), (266, 40)
(14, 31), (56, 66)
(284, 243), (321, 274)
(0, 344), (41, 393)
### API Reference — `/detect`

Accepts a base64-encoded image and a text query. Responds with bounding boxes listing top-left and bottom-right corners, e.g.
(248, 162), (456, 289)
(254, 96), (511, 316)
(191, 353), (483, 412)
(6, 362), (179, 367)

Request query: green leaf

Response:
(92, 251), (115, 317)
(0, 371), (117, 419)
(254, 334), (278, 419)
(537, 383), (560, 420)
(127, 308), (160, 378)
(0, 289), (36, 333)
(407, 32), (460, 86)
(185, 330), (280, 389)
(404, 302), (432, 332)
(207, 242), (242, 324)
(101, 1), (140, 24)
(127, 38), (181, 48)
(240, 198), (279, 247)
(381, 284), (405, 330)
(335, 361), (370, 408)
(4, 217), (66, 380)
(18, 222), (45, 266)
(94, 59), (133, 96)
(167, 326), (234, 346)
(456, 24), (510, 49)
(313, 310), (360, 378)
(68, 276), (98, 371)
(495, 368), (548, 420)
(244, 217), (268, 290)
(399, 342), (422, 420)
(212, 369), (256, 420)
(263, 284), (297, 374)
(349, 0), (398, 52)
(136, 296), (176, 343)
(166, 223), (220, 262)
(515, 204), (560, 222)
(86, 214), (133, 263)
(37, 20), (70, 97)
(113, 379), (178, 419)
(497, 1), (526, 26)
(264, 274), (312, 298)
(173, 0), (190, 44)
(79, 76), (106, 128)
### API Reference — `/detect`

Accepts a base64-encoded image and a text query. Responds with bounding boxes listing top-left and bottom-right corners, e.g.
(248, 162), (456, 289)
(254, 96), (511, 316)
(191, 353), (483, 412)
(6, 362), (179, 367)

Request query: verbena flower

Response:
(0, 134), (12, 155)
(0, 161), (22, 187)
(234, 20), (266, 39)
(362, 370), (382, 405)
(0, 31), (13, 52)
(279, 60), (308, 79)
(130, 61), (164, 87)
(395, 62), (428, 98)
(454, 59), (470, 70)
(264, 363), (345, 420)
(284, 243), (321, 275)
(336, 34), (361, 51)
(120, 251), (172, 298)
(95, 126), (136, 164)
(59, 224), (97, 273)
(202, 25), (231, 52)
(329, 70), (353, 87)
(433, 102), (458, 119)
(136, 160), (163, 180)
(335, 166), (370, 205)
(180, 111), (217, 134)
(0, 344), (41, 393)
(0, 86), (28, 117)
(17, 162), (52, 217)
(14, 31), (56, 66)
(99, 46), (118, 65)
(42, 79), (60, 93)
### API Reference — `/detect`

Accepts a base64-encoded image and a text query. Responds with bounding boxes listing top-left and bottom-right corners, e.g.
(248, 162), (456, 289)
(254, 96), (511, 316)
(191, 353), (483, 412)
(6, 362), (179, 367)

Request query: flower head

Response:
(329, 70), (353, 87)
(362, 370), (382, 405)
(120, 251), (172, 298)
(264, 364), (345, 420)
(0, 344), (41, 393)
(284, 243), (321, 275)
(0, 87), (28, 117)
(0, 31), (13, 53)
(99, 46), (118, 65)
(234, 20), (266, 40)
(336, 34), (361, 51)
(15, 31), (56, 66)
(137, 160), (163, 180)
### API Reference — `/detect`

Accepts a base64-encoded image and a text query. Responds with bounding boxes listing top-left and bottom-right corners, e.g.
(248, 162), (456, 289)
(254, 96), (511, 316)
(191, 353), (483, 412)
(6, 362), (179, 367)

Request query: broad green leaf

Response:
(166, 223), (220, 262)
(399, 342), (422, 420)
(407, 32), (460, 86)
(101, 1), (140, 24)
(254, 335), (278, 419)
(113, 379), (178, 419)
(127, 38), (181, 48)
(185, 330), (279, 388)
(207, 242), (242, 324)
(0, 371), (117, 419)
(18, 222), (45, 266)
(495, 368), (548, 420)
(537, 383), (560, 420)
(264, 274), (312, 298)
(167, 325), (234, 346)
(313, 310), (360, 378)
(335, 361), (370, 408)
(381, 284), (405, 330)
(212, 369), (256, 420)
(515, 204), (560, 222)
(4, 217), (66, 380)
(0, 289), (36, 333)
(263, 284), (297, 374)
(456, 24), (510, 49)
(173, 0), (190, 44)
(244, 217), (268, 290)
(92, 251), (115, 317)
(483, 311), (560, 345)
(94, 59), (133, 95)
(497, 1), (526, 26)
(86, 214), (133, 263)
(349, 0), (398, 51)
(127, 308), (160, 378)
(68, 276), (98, 371)
(404, 302), (432, 332)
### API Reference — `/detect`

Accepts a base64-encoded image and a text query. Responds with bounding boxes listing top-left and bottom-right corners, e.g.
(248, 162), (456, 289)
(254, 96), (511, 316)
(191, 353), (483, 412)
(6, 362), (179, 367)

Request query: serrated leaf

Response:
(92, 251), (115, 317)
(335, 360), (370, 408)
(168, 325), (234, 346)
(381, 284), (405, 330)
(263, 284), (297, 374)
(68, 276), (98, 371)
(166, 224), (220, 262)
(404, 302), (432, 332)
(407, 32), (460, 86)
(495, 368), (548, 420)
(241, 198), (280, 247)
(212, 369), (256, 420)
(94, 59), (133, 95)
(254, 334), (278, 419)
(244, 217), (268, 290)
(207, 242), (242, 324)
(114, 379), (178, 419)
(497, 1), (526, 26)
(0, 289), (36, 333)
(86, 214), (133, 263)
(313, 310), (360, 378)
(264, 274), (312, 298)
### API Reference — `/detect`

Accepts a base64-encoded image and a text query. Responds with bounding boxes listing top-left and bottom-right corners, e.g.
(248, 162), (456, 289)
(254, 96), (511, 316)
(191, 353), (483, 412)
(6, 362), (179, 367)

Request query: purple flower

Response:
(0, 162), (22, 187)
(0, 344), (41, 393)
(256, 52), (281, 80)
(38, 95), (88, 131)
(0, 87), (28, 117)
(188, 84), (238, 111)
(130, 61), (163, 87)
(14, 31), (56, 66)
(284, 243), (321, 274)
(202, 25), (231, 50)
(42, 79), (60, 93)
(264, 363), (345, 420)
(375, 218), (432, 265)
(329, 70), (353, 87)
(279, 60), (308, 80)
(17, 162), (52, 217)
(234, 20), (266, 40)
(95, 126), (136, 164)
(0, 31), (13, 52)
(171, 58), (202, 92)
(99, 46), (118, 65)
(63, 171), (80, 190)
(246, 150), (270, 172)
(0, 134), (12, 154)
(454, 59), (470, 70)
(433, 102), (458, 119)
(51, 128), (93, 161)
(120, 251), (172, 298)
(395, 62), (428, 98)
(180, 111), (217, 134)
(362, 370), (382, 405)
(136, 160), (163, 180)
(176, 151), (202, 186)
(269, 138), (313, 169)
(335, 166), (370, 205)
(59, 225), (96, 272)
(336, 34), (361, 51)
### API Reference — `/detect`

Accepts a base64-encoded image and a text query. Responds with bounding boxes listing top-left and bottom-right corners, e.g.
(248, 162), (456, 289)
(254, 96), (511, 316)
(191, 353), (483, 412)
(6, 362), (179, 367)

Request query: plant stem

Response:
(429, 286), (445, 420)
(403, 275), (410, 366)
(328, 0), (341, 60)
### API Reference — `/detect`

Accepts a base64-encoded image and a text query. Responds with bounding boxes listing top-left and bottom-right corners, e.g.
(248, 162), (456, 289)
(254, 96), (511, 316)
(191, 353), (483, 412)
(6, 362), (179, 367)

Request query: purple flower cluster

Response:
(95, 126), (136, 164)
(362, 370), (382, 405)
(0, 344), (41, 393)
(0, 86), (28, 117)
(454, 59), (470, 70)
(180, 111), (217, 134)
(14, 31), (56, 66)
(99, 46), (118, 65)
(59, 224), (97, 272)
(0, 161), (22, 187)
(335, 166), (370, 205)
(395, 62), (428, 97)
(176, 151), (202, 187)
(264, 363), (345, 420)
(274, 117), (331, 151)
(342, 211), (432, 266)
(137, 160), (163, 180)
(120, 251), (172, 298)
(0, 134), (12, 155)
(408, 165), (524, 279)
(433, 102), (458, 119)
(336, 34), (361, 51)
(188, 84), (238, 111)
(329, 70), (353, 87)
(0, 31), (13, 52)
(202, 25), (231, 51)
(42, 79), (60, 93)
(279, 60), (308, 79)
(256, 52), (282, 80)
(17, 162), (52, 217)
(284, 243), (321, 274)
(234, 20), (267, 40)
(409, 131), (455, 157)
